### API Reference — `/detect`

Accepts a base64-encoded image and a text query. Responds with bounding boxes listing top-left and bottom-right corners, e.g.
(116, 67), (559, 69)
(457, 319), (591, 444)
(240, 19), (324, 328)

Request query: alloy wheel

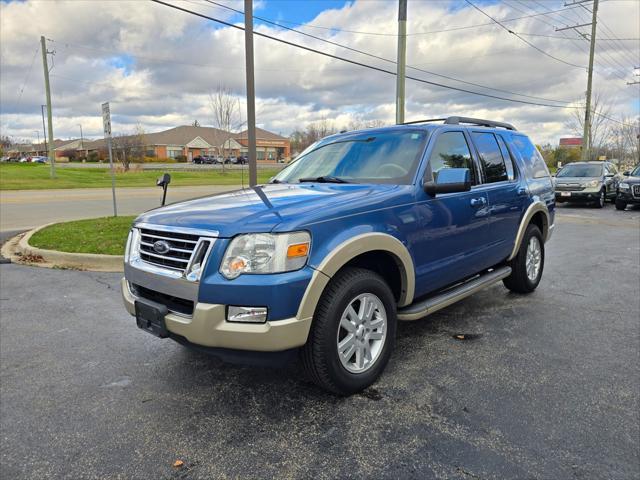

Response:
(336, 293), (387, 374)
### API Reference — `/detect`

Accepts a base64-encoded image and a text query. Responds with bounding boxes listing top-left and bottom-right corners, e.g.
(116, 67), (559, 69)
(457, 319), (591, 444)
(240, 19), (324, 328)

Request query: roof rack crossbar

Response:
(402, 116), (517, 131)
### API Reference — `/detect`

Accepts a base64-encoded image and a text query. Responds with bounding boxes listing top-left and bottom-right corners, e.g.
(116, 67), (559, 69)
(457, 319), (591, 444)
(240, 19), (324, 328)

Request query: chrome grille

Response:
(556, 183), (584, 192)
(137, 227), (212, 273)
(633, 185), (640, 198)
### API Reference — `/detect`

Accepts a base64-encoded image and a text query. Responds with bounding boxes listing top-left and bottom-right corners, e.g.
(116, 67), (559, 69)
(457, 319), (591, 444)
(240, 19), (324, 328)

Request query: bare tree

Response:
(112, 124), (145, 171)
(609, 116), (640, 166)
(210, 85), (242, 171)
(567, 92), (613, 161)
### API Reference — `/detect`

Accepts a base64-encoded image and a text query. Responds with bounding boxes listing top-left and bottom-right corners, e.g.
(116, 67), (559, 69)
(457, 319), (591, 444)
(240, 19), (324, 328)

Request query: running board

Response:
(397, 266), (512, 321)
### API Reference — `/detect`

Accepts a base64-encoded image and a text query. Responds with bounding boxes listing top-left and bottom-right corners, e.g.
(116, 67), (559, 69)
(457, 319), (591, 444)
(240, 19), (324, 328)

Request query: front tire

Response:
(615, 198), (627, 211)
(301, 267), (397, 395)
(595, 189), (605, 208)
(503, 224), (544, 294)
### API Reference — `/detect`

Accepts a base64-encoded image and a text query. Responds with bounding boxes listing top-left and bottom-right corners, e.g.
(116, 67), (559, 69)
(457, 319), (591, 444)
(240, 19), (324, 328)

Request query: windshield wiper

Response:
(298, 176), (350, 184)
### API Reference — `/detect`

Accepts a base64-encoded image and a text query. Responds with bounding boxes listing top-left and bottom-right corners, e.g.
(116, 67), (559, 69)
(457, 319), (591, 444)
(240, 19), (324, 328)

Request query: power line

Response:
(463, 0), (587, 69)
(513, 32), (639, 41)
(202, 2), (600, 37)
(15, 45), (40, 108)
(202, 0), (573, 104)
(509, 0), (629, 79)
(153, 0), (637, 128)
(150, 0), (583, 109)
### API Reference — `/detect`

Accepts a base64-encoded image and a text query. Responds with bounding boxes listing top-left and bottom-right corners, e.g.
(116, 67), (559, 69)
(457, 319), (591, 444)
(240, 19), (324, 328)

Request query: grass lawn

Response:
(0, 163), (279, 190)
(29, 216), (136, 255)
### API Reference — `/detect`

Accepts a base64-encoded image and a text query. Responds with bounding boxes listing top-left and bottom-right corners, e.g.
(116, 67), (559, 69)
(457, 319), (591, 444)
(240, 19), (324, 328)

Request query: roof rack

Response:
(403, 116), (517, 131)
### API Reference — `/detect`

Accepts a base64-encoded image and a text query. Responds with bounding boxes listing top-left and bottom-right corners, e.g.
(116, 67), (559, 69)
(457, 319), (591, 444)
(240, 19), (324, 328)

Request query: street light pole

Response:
(582, 0), (599, 161)
(395, 0), (408, 125)
(41, 104), (48, 155)
(35, 131), (40, 152)
(244, 0), (258, 187)
(40, 35), (56, 178)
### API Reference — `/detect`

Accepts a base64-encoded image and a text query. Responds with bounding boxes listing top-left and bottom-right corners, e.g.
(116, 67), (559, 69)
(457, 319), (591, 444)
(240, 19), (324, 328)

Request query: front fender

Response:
(297, 232), (416, 321)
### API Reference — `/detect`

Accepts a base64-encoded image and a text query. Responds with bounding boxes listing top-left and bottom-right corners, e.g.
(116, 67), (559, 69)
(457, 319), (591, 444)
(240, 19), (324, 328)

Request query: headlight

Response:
(220, 232), (311, 279)
(618, 182), (630, 191)
(124, 228), (140, 263)
(582, 180), (600, 188)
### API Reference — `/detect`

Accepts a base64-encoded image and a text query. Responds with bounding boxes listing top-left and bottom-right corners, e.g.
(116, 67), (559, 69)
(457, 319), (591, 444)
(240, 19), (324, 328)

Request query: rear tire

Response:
(503, 224), (544, 294)
(615, 198), (627, 211)
(301, 267), (396, 395)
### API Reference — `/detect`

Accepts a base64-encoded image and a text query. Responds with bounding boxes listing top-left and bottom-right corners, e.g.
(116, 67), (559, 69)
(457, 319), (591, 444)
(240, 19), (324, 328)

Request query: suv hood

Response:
(135, 183), (400, 237)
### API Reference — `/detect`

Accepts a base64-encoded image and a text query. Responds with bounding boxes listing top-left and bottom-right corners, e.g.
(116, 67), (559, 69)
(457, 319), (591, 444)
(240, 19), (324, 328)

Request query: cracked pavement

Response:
(1, 204), (639, 479)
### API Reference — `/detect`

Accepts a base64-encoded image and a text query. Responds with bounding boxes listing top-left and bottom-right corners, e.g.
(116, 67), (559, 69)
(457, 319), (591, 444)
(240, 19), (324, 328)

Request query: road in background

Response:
(54, 162), (287, 171)
(0, 185), (240, 231)
(1, 206), (638, 479)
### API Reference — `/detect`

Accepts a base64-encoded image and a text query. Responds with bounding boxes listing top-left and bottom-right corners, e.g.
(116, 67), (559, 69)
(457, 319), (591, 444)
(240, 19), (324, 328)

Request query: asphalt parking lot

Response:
(1, 204), (639, 479)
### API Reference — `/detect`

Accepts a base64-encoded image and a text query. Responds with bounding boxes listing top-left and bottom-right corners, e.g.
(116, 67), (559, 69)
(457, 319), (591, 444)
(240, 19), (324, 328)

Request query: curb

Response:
(1, 224), (124, 272)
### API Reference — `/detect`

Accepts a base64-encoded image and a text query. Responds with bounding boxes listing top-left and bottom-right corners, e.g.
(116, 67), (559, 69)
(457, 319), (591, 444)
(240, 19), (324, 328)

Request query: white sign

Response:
(102, 102), (112, 137)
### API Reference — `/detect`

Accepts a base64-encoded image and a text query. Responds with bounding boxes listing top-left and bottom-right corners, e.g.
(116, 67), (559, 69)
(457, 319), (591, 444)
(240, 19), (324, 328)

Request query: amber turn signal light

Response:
(287, 242), (309, 258)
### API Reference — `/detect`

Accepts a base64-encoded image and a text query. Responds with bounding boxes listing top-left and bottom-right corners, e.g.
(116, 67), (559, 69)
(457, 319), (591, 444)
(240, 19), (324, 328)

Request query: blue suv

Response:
(123, 117), (555, 395)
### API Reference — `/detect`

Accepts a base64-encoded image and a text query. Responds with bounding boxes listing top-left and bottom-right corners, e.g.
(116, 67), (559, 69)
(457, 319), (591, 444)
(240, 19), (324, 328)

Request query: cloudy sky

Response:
(1, 0), (638, 145)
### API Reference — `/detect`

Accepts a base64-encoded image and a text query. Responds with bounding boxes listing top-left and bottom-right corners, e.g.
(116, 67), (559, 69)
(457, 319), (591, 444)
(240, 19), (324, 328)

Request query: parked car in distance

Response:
(31, 156), (48, 163)
(554, 161), (620, 208)
(224, 155), (247, 165)
(615, 164), (640, 210)
(19, 156), (31, 163)
(122, 116), (555, 395)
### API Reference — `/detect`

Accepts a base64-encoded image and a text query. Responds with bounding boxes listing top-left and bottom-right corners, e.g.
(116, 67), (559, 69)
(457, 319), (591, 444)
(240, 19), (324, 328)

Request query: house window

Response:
(167, 147), (183, 159)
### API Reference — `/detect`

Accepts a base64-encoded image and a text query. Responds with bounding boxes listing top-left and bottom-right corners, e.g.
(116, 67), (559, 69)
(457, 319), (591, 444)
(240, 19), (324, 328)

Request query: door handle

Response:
(470, 197), (486, 207)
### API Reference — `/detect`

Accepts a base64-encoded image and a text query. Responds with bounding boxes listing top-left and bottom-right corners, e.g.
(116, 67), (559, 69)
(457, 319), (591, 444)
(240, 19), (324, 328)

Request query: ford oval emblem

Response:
(153, 240), (171, 255)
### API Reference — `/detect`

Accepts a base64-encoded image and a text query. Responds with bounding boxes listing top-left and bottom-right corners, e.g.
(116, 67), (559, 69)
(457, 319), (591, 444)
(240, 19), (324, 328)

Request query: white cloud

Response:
(1, 0), (638, 145)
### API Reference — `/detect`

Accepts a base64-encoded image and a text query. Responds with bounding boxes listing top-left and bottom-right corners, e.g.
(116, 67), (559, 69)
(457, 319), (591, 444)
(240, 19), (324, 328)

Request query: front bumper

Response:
(122, 278), (312, 352)
(555, 190), (601, 202)
(616, 190), (640, 204)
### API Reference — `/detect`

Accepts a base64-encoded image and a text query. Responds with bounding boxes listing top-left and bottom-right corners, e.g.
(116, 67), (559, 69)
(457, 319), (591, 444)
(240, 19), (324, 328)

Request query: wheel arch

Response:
(508, 201), (551, 261)
(297, 233), (415, 321)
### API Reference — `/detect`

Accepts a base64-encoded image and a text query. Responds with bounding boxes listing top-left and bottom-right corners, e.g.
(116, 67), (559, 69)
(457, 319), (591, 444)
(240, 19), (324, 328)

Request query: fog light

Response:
(227, 306), (268, 323)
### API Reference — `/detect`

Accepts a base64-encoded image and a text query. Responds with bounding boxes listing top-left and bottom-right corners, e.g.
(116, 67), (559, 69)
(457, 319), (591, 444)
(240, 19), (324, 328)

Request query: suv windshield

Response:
(557, 164), (602, 178)
(273, 130), (428, 185)
(631, 165), (640, 176)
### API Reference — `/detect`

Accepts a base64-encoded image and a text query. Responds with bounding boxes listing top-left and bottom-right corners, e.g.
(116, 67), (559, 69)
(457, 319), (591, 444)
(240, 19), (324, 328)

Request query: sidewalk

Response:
(0, 185), (241, 231)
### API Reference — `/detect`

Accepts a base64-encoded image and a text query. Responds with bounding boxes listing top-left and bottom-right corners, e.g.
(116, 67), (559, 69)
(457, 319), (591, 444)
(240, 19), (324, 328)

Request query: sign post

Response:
(102, 102), (118, 217)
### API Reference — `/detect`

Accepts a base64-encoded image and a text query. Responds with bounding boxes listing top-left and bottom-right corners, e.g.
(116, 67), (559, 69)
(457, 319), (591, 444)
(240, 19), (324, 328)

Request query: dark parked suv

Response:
(123, 116), (555, 394)
(616, 164), (640, 210)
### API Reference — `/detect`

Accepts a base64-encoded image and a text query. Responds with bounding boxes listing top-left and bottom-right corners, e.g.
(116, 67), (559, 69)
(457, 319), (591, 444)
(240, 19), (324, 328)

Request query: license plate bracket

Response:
(135, 298), (169, 338)
(560, 191), (571, 197)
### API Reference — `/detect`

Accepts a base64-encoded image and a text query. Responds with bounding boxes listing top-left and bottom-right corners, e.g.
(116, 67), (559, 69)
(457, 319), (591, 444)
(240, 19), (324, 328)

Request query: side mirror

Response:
(605, 173), (614, 178)
(424, 168), (471, 196)
(157, 173), (171, 206)
(623, 171), (630, 176)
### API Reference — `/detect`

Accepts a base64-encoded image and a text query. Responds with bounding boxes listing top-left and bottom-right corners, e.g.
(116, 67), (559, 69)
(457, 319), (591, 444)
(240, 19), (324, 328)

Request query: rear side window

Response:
(428, 131), (476, 184)
(471, 132), (508, 183)
(495, 135), (516, 180)
(511, 134), (549, 179)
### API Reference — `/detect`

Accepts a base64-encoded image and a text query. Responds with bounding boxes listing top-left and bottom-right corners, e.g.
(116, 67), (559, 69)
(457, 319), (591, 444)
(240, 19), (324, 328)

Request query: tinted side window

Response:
(511, 135), (549, 179)
(428, 132), (476, 184)
(472, 132), (508, 183)
(496, 135), (516, 180)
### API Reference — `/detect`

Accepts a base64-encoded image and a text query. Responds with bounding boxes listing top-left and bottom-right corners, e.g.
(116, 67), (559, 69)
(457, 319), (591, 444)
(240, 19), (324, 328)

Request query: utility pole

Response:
(40, 36), (56, 177)
(35, 131), (40, 152)
(41, 104), (48, 155)
(395, 0), (407, 125)
(557, 0), (598, 161)
(244, 0), (257, 187)
(79, 124), (84, 149)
